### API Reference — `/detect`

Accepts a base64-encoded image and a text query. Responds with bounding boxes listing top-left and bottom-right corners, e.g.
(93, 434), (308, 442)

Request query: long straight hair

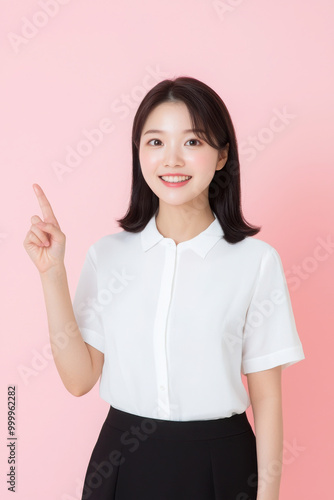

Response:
(116, 76), (261, 244)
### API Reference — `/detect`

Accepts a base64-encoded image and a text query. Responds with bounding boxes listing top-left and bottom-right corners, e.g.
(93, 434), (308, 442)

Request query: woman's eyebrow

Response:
(143, 128), (205, 136)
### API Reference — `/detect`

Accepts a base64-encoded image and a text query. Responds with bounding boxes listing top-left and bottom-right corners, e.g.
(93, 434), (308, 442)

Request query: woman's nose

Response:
(163, 145), (184, 167)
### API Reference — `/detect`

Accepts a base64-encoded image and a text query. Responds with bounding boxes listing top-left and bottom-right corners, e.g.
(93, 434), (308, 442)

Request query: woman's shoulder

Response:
(236, 234), (281, 260)
(87, 228), (138, 255)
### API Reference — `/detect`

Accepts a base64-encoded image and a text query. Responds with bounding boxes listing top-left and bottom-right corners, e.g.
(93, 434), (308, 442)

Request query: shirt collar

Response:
(141, 212), (224, 259)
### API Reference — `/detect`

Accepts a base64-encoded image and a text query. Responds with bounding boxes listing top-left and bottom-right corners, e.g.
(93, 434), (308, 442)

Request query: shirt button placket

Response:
(153, 240), (177, 420)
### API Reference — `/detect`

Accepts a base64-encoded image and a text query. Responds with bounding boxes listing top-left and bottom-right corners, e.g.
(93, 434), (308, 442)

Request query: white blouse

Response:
(72, 212), (305, 421)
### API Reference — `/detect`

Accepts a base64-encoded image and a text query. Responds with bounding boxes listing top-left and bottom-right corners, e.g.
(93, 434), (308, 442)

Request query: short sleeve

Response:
(241, 246), (305, 374)
(72, 245), (105, 353)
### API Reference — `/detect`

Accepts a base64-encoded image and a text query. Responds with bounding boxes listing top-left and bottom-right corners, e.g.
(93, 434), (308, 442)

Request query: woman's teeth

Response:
(160, 176), (192, 183)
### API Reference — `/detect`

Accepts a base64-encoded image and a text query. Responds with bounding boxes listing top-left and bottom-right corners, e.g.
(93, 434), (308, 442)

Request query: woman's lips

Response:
(159, 176), (192, 187)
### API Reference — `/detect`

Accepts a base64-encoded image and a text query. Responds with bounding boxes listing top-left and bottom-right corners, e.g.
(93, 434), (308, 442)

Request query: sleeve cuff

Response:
(242, 345), (305, 374)
(80, 328), (105, 354)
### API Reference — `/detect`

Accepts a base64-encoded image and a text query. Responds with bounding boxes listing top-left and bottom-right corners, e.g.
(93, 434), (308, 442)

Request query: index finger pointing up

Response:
(33, 184), (60, 228)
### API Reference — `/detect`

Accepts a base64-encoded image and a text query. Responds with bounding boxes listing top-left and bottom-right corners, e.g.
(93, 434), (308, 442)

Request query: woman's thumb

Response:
(35, 220), (63, 241)
(31, 215), (42, 223)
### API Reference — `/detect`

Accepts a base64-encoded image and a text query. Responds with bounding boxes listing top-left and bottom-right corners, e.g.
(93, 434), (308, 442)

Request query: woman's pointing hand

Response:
(23, 184), (66, 275)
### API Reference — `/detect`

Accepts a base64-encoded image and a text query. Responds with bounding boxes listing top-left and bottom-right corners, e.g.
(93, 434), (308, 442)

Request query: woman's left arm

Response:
(246, 365), (283, 500)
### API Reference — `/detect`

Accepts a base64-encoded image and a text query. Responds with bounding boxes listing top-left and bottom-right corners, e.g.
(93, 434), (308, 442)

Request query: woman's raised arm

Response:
(23, 183), (103, 396)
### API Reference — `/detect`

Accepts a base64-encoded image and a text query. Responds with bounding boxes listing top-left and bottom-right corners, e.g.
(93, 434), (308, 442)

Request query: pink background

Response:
(1, 1), (333, 498)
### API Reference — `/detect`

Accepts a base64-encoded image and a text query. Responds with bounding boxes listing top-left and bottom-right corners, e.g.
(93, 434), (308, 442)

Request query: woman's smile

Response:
(159, 174), (192, 186)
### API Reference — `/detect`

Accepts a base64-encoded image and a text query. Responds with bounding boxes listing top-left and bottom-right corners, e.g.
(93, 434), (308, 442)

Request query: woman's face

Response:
(138, 101), (229, 210)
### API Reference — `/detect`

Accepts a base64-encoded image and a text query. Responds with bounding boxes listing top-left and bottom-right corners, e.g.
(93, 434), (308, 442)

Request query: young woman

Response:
(23, 76), (305, 500)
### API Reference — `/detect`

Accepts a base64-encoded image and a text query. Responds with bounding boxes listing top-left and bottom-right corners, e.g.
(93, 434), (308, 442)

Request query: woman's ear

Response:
(216, 143), (229, 170)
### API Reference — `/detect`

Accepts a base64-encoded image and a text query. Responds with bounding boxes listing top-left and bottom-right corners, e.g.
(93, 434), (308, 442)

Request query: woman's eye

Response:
(148, 139), (162, 146)
(186, 139), (201, 146)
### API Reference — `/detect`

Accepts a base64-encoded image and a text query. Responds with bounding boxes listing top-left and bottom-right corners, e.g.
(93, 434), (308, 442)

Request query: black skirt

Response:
(81, 405), (258, 500)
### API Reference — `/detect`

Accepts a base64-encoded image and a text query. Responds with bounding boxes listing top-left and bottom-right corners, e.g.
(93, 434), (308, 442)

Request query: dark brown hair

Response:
(116, 76), (261, 244)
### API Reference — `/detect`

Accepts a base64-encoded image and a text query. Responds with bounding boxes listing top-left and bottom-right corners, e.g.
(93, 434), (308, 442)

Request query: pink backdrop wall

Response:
(1, 1), (333, 498)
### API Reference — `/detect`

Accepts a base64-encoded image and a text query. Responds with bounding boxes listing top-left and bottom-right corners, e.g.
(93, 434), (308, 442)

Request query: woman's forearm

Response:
(39, 264), (95, 396)
(252, 396), (283, 500)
